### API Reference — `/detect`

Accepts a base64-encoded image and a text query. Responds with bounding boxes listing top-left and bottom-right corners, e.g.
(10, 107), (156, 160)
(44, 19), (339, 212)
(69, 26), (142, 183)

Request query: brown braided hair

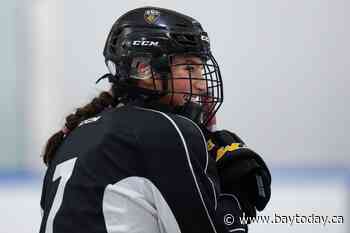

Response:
(42, 91), (117, 165)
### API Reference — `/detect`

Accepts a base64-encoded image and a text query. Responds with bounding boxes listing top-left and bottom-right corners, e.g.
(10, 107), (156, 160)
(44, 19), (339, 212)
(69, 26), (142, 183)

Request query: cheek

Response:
(172, 80), (191, 105)
(171, 79), (190, 92)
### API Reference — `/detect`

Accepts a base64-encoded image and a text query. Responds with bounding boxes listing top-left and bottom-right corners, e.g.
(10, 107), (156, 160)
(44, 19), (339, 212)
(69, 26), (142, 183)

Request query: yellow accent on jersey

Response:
(207, 139), (215, 151)
(216, 143), (241, 161)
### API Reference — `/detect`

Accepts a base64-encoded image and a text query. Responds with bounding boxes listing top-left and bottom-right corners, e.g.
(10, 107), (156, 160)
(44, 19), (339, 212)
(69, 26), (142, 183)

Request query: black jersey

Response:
(39, 105), (247, 233)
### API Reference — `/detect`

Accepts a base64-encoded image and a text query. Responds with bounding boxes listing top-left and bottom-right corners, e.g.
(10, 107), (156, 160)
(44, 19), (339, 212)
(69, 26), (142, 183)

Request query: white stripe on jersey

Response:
(135, 107), (218, 233)
(103, 176), (181, 233)
(176, 115), (218, 210)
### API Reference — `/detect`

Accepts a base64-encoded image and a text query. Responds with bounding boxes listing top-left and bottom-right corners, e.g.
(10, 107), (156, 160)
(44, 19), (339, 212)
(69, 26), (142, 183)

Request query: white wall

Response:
(0, 0), (23, 169)
(22, 0), (350, 170)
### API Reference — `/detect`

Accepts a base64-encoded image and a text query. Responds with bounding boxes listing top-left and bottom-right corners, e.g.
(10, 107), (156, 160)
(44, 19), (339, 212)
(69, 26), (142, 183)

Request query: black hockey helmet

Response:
(102, 6), (223, 126)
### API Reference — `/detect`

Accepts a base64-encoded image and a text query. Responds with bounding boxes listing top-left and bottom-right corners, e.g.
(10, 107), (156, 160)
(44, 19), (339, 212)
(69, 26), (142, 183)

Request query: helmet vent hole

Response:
(176, 23), (188, 28)
(184, 35), (195, 42)
(171, 33), (197, 46)
(111, 37), (118, 46)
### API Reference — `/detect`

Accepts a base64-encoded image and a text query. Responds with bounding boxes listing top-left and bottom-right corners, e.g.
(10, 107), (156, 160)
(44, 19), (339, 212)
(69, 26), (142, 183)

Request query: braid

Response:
(42, 91), (117, 165)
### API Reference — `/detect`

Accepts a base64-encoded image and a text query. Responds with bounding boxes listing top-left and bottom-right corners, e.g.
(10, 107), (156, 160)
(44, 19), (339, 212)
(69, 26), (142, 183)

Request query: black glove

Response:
(205, 129), (272, 219)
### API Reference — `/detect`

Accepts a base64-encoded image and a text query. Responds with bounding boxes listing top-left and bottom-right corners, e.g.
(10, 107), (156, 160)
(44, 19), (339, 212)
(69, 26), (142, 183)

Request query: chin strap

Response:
(174, 102), (204, 124)
(96, 73), (113, 84)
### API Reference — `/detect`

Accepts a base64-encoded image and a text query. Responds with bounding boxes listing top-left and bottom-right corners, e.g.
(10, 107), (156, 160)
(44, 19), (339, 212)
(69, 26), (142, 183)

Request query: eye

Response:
(185, 65), (195, 71)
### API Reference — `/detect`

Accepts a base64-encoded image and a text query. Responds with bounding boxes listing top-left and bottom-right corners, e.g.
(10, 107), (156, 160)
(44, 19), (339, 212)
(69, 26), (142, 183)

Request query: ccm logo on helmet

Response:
(132, 40), (159, 46)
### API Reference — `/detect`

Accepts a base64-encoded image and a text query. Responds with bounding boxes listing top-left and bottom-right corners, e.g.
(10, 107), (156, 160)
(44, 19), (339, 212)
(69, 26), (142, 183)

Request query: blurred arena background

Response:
(1, 0), (348, 232)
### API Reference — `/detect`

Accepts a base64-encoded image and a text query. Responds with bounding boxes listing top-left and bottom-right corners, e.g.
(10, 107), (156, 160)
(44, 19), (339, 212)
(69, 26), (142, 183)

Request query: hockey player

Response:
(39, 7), (271, 233)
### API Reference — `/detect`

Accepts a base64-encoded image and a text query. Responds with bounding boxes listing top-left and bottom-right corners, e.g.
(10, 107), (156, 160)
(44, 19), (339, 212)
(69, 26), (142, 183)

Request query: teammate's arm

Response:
(103, 176), (181, 233)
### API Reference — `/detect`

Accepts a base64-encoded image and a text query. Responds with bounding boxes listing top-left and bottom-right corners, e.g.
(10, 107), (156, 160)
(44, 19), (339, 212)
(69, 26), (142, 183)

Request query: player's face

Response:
(168, 55), (206, 105)
(136, 55), (207, 106)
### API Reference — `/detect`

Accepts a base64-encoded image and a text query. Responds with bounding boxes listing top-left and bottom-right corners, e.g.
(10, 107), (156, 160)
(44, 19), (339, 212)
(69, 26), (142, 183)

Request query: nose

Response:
(193, 78), (207, 93)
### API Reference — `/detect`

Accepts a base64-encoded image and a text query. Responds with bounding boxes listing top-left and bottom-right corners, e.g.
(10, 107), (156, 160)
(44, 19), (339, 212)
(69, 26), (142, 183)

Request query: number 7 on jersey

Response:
(44, 158), (77, 233)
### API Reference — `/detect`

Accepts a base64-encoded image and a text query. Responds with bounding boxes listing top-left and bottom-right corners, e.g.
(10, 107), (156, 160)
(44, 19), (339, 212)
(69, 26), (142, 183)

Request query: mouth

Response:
(190, 96), (201, 102)
(183, 94), (201, 103)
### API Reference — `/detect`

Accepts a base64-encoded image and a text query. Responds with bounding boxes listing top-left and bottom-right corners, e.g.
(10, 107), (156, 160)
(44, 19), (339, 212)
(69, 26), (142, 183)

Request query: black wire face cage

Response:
(169, 52), (223, 126)
(121, 52), (224, 126)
